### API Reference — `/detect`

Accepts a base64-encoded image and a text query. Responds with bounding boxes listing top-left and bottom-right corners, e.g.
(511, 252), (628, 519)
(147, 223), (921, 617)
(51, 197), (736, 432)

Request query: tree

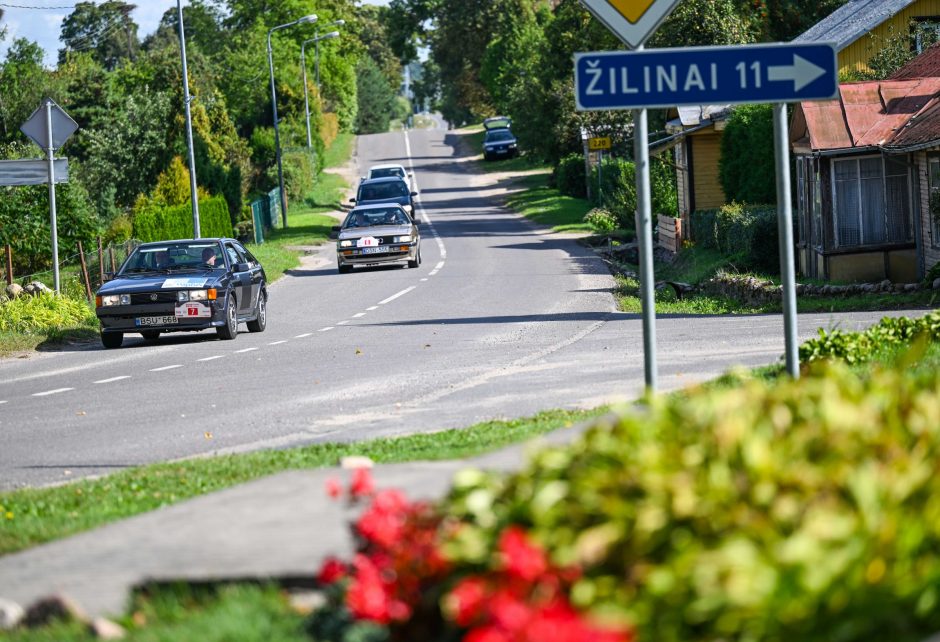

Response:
(719, 104), (776, 204)
(0, 38), (52, 144)
(355, 57), (395, 134)
(59, 2), (141, 71)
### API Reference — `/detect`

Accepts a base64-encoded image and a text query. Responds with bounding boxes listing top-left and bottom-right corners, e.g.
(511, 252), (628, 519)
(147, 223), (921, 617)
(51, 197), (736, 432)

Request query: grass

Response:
(0, 290), (100, 356)
(613, 245), (940, 315)
(504, 173), (595, 233)
(4, 583), (308, 642)
(0, 407), (608, 556)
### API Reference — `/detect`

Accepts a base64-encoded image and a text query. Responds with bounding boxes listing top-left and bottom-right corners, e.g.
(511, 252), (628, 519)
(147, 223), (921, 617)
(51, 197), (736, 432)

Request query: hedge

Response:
(552, 153), (587, 198)
(132, 195), (233, 242)
(691, 202), (779, 272)
(800, 310), (940, 365)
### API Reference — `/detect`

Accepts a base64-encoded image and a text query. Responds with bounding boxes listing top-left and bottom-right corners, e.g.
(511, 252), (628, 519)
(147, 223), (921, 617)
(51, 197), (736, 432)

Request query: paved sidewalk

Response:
(0, 418), (605, 618)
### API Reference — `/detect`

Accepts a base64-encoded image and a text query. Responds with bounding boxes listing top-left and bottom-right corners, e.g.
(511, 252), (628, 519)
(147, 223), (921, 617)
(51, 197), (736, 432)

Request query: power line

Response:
(0, 3), (81, 8)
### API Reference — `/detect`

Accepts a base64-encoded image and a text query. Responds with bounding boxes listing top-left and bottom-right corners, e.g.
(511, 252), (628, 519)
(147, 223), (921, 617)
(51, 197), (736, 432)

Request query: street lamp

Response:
(176, 0), (200, 238)
(301, 22), (343, 149)
(267, 13), (317, 228)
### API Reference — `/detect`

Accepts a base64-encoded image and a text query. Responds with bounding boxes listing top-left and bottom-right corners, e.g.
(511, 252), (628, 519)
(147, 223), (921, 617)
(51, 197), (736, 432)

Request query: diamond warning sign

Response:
(579, 0), (683, 48)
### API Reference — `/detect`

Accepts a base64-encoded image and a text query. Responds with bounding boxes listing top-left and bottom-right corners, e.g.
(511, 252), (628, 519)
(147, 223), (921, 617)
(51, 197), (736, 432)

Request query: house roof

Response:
(794, 0), (917, 50)
(793, 77), (940, 153)
(889, 42), (940, 80)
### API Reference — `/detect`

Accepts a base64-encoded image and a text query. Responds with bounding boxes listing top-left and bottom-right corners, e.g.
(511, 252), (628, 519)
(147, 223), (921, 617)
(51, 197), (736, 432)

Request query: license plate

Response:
(361, 246), (390, 254)
(136, 316), (178, 327)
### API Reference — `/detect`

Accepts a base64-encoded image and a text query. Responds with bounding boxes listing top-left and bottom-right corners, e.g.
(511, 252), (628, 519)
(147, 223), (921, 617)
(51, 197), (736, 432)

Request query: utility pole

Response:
(177, 0), (200, 238)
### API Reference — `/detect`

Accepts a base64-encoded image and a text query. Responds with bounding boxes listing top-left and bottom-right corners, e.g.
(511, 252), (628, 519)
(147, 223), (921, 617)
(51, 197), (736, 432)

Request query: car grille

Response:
(130, 292), (177, 305)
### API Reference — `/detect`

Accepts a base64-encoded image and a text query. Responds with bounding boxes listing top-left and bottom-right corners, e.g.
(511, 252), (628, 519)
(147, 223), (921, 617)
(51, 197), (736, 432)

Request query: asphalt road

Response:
(0, 121), (921, 489)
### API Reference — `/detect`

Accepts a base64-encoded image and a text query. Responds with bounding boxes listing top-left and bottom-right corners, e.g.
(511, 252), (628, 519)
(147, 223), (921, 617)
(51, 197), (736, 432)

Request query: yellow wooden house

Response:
(670, 0), (940, 240)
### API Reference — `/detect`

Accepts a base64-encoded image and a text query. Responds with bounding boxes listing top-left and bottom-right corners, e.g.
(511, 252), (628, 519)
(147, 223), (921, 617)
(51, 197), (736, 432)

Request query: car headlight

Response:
(189, 290), (209, 301)
(339, 240), (353, 248)
(177, 290), (189, 303)
(99, 294), (122, 306)
(509, 143), (517, 148)
(178, 289), (214, 302)
(394, 235), (413, 243)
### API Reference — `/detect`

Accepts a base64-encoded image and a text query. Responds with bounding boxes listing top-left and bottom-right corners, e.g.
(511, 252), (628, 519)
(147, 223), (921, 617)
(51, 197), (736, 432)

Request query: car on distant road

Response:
(94, 238), (267, 349)
(334, 203), (421, 274)
(482, 116), (518, 161)
(363, 163), (413, 190)
(351, 176), (419, 219)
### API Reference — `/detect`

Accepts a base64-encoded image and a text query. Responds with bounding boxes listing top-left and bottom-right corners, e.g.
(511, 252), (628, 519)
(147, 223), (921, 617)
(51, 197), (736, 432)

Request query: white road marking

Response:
(366, 306), (378, 311)
(32, 388), (74, 397)
(337, 320), (350, 325)
(353, 313), (366, 318)
(403, 129), (447, 262)
(429, 270), (439, 276)
(235, 348), (258, 354)
(94, 376), (131, 384)
(379, 286), (416, 305)
(0, 400), (8, 405)
(198, 355), (225, 362)
(294, 333), (313, 338)
(318, 327), (334, 332)
(150, 365), (183, 372)
(435, 261), (445, 270)
(421, 278), (428, 282)
(268, 340), (287, 346)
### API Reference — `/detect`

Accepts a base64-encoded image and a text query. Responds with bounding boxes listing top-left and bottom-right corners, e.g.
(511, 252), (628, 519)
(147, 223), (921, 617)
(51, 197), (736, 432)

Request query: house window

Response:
(929, 156), (940, 246)
(832, 155), (912, 248)
(796, 159), (805, 244)
(913, 17), (940, 53)
(811, 161), (822, 249)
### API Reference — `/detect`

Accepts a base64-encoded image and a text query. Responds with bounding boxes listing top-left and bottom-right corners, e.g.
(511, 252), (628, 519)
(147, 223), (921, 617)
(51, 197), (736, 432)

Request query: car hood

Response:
(338, 224), (413, 240)
(97, 272), (224, 294)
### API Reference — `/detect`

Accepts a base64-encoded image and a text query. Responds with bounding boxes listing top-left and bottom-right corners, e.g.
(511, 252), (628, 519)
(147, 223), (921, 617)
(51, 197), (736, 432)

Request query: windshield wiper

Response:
(123, 268), (159, 274)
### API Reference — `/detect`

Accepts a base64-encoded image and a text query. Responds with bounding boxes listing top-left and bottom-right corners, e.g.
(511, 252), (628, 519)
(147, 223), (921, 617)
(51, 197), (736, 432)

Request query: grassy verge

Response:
(0, 291), (100, 356)
(504, 173), (595, 233)
(614, 245), (938, 314)
(0, 407), (608, 556)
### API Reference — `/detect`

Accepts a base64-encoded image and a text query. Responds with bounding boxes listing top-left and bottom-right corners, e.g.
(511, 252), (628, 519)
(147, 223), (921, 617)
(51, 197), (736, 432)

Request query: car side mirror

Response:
(331, 225), (341, 232)
(349, 198), (357, 203)
(234, 262), (250, 273)
(411, 191), (418, 197)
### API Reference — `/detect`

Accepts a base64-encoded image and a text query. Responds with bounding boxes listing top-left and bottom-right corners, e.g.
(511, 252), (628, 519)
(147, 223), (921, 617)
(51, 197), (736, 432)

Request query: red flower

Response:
(325, 477), (343, 499)
(315, 557), (347, 585)
(464, 625), (513, 642)
(350, 468), (375, 498)
(489, 587), (535, 633)
(498, 526), (548, 583)
(346, 554), (391, 623)
(444, 576), (489, 627)
(355, 489), (411, 549)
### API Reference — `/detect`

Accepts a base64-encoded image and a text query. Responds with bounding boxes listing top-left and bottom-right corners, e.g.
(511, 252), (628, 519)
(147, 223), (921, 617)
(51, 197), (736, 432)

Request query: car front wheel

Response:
(101, 332), (123, 349)
(408, 245), (421, 269)
(247, 293), (266, 333)
(217, 295), (238, 340)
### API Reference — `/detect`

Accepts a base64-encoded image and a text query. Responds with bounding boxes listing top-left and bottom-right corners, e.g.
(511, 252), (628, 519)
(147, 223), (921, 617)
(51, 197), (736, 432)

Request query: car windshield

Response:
(485, 130), (515, 143)
(343, 208), (409, 228)
(121, 242), (224, 274)
(370, 167), (405, 179)
(358, 181), (409, 201)
(484, 117), (511, 130)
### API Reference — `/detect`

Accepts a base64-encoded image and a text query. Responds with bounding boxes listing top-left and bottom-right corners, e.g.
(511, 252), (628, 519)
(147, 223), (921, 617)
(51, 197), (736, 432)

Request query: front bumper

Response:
(97, 298), (227, 333)
(337, 242), (418, 267)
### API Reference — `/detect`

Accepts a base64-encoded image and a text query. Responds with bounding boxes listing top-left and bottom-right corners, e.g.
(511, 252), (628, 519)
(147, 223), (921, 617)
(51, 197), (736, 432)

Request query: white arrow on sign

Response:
(768, 54), (826, 92)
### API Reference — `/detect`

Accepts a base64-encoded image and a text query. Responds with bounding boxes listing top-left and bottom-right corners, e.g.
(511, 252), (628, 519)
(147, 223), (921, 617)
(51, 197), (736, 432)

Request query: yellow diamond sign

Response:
(579, 0), (683, 48)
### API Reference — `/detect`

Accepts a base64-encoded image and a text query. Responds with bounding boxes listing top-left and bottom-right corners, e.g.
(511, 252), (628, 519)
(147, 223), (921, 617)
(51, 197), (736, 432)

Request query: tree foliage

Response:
(355, 56), (396, 135)
(58, 1), (140, 71)
(719, 104), (777, 205)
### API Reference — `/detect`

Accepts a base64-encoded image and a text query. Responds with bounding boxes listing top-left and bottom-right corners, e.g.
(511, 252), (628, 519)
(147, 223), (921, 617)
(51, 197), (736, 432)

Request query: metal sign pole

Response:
(44, 100), (60, 294)
(177, 0), (201, 239)
(634, 44), (657, 392)
(773, 103), (799, 378)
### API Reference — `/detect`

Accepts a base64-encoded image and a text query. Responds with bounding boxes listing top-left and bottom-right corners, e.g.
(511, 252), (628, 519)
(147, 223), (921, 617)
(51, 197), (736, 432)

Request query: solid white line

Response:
(294, 333), (313, 338)
(378, 286), (416, 305)
(435, 261), (445, 270)
(94, 376), (131, 384)
(198, 355), (225, 362)
(353, 313), (366, 318)
(318, 327), (334, 332)
(268, 340), (288, 346)
(235, 348), (258, 354)
(366, 306), (378, 311)
(32, 388), (74, 397)
(150, 364), (183, 372)
(337, 320), (350, 325)
(403, 128), (447, 262)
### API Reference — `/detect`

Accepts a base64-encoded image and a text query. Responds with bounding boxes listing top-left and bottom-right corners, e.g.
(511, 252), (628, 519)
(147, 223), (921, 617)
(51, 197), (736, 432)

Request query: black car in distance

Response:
(482, 116), (518, 161)
(94, 238), (267, 349)
(351, 176), (419, 219)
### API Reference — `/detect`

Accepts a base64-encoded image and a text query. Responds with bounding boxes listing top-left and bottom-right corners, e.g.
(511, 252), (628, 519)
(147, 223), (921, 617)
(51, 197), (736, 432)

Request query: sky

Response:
(0, 0), (390, 67)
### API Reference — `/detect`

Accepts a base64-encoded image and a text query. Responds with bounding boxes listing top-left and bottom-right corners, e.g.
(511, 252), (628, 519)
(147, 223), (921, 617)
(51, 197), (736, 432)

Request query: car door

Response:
(233, 241), (264, 311)
(224, 242), (251, 315)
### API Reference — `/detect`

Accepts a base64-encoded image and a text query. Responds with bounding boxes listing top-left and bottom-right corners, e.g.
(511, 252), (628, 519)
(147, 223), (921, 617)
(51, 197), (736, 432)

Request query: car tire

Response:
(140, 330), (161, 342)
(338, 264), (352, 274)
(408, 246), (421, 269)
(216, 295), (238, 340)
(101, 332), (123, 349)
(246, 292), (266, 333)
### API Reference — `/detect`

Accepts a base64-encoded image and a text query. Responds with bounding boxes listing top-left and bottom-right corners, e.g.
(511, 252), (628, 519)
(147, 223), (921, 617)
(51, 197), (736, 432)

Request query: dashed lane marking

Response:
(32, 388), (74, 397)
(318, 327), (334, 332)
(150, 365), (183, 372)
(235, 348), (258, 354)
(268, 340), (288, 346)
(378, 286), (416, 305)
(337, 320), (350, 326)
(94, 376), (131, 384)
(353, 313), (366, 318)
(295, 333), (313, 338)
(366, 306), (378, 311)
(198, 355), (225, 362)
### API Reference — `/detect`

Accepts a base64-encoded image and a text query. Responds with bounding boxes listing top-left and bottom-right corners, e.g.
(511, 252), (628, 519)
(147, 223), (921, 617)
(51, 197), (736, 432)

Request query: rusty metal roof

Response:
(889, 42), (940, 80)
(794, 78), (940, 153)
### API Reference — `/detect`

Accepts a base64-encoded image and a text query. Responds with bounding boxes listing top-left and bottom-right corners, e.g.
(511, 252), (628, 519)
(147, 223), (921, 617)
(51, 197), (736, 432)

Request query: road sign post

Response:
(774, 103), (800, 378)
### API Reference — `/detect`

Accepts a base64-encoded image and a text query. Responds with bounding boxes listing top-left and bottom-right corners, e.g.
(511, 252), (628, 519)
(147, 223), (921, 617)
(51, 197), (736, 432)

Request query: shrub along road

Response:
(0, 121), (931, 490)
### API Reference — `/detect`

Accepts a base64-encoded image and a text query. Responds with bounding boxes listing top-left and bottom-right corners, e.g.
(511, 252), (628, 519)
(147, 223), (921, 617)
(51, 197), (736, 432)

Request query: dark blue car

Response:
(351, 176), (418, 219)
(95, 238), (267, 349)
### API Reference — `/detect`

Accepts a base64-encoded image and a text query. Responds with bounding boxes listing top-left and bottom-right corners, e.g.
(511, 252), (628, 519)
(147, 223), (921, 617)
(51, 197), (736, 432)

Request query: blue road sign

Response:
(575, 42), (838, 111)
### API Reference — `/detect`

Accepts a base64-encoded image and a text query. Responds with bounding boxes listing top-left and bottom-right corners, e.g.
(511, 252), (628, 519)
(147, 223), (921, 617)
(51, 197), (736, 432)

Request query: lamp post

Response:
(301, 23), (342, 149)
(267, 13), (317, 228)
(176, 0), (200, 238)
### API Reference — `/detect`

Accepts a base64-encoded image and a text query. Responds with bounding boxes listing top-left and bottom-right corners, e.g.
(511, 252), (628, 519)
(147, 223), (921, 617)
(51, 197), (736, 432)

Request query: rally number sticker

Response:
(357, 237), (378, 248)
(175, 302), (211, 318)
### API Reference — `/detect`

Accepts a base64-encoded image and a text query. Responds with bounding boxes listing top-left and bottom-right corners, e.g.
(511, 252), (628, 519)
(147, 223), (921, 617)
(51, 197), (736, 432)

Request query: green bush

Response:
(691, 202), (778, 272)
(0, 292), (96, 334)
(441, 357), (940, 642)
(800, 310), (940, 365)
(925, 260), (940, 285)
(592, 157), (637, 229)
(278, 150), (317, 206)
(719, 104), (776, 204)
(552, 154), (587, 198)
(132, 196), (233, 242)
(584, 207), (618, 232)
